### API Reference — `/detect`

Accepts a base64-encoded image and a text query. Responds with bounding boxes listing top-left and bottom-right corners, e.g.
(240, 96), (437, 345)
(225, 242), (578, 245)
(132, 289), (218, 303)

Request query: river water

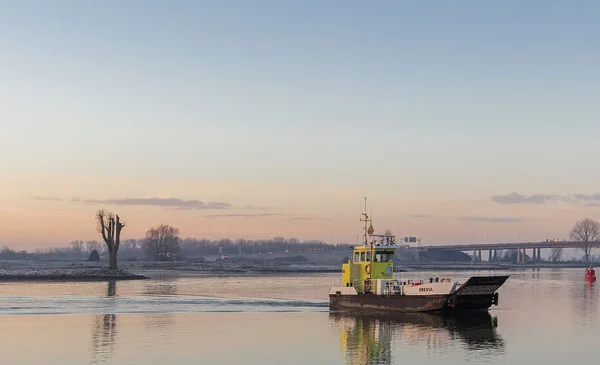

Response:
(0, 268), (598, 364)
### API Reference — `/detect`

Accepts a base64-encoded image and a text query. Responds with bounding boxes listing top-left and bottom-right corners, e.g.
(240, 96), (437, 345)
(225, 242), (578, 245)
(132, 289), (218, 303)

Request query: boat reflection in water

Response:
(329, 311), (504, 364)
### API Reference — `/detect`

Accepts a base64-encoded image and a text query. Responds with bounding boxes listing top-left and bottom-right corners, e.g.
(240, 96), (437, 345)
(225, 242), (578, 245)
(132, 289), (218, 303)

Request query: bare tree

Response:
(71, 240), (84, 258)
(95, 210), (125, 270)
(143, 224), (181, 261)
(86, 240), (101, 253)
(550, 247), (563, 263)
(569, 218), (600, 265)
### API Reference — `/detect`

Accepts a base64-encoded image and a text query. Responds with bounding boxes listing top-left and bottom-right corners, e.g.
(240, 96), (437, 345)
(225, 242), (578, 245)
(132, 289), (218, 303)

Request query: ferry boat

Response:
(329, 199), (509, 313)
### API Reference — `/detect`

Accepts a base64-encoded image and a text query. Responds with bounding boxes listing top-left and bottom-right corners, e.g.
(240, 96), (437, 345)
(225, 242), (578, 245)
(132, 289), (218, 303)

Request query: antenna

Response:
(360, 197), (372, 246)
(358, 196), (375, 281)
(359, 201), (362, 221)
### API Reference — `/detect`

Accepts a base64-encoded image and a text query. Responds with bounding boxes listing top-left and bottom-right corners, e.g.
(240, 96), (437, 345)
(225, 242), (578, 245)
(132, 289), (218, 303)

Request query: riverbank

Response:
(0, 258), (593, 281)
(124, 260), (341, 274)
(0, 259), (338, 281)
(0, 263), (148, 281)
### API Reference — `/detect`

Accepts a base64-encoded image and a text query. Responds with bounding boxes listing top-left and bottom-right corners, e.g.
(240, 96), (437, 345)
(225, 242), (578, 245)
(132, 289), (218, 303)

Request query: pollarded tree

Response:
(569, 218), (600, 265)
(95, 209), (125, 270)
(143, 224), (181, 261)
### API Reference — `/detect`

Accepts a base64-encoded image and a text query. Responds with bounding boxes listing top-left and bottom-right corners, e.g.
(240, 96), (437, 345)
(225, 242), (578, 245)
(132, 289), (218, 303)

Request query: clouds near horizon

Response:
(459, 216), (523, 223)
(492, 192), (600, 206)
(83, 197), (232, 210)
(410, 214), (523, 224)
(204, 213), (289, 219)
(31, 196), (237, 210)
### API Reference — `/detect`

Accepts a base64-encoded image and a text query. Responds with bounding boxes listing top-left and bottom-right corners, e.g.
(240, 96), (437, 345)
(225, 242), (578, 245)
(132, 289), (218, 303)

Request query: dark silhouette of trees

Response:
(569, 218), (600, 265)
(95, 209), (125, 270)
(70, 240), (84, 259)
(143, 224), (181, 261)
(88, 250), (100, 262)
(0, 247), (28, 260)
(550, 247), (563, 263)
(86, 240), (102, 253)
(1, 235), (352, 261)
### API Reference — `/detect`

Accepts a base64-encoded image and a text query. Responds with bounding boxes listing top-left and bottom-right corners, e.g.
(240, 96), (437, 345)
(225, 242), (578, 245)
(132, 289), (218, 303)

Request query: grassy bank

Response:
(0, 263), (148, 281)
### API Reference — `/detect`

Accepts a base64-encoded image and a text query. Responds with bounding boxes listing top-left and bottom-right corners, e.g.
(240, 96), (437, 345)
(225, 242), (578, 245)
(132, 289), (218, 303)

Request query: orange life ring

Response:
(365, 264), (371, 275)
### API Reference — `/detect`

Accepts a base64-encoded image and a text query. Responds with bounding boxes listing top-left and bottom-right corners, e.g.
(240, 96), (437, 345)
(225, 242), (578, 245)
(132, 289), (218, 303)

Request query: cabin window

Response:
(360, 252), (365, 261)
(354, 252), (359, 262)
(366, 252), (371, 262)
(374, 251), (394, 263)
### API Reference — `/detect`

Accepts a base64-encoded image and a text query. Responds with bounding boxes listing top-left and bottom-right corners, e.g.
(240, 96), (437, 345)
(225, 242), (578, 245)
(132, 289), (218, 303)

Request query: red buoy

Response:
(586, 267), (596, 282)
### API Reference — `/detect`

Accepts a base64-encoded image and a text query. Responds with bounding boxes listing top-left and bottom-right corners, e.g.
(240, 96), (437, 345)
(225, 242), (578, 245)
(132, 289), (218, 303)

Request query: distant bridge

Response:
(422, 241), (600, 251)
(419, 241), (600, 263)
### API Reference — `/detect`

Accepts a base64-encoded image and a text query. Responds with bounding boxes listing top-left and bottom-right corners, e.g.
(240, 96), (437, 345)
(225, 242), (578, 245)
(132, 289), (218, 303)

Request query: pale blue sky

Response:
(1, 1), (600, 246)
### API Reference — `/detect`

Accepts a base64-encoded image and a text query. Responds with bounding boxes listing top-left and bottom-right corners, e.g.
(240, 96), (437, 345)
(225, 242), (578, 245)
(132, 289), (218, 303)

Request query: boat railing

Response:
(331, 279), (364, 290)
(386, 280), (403, 295)
(362, 279), (403, 295)
(331, 279), (403, 295)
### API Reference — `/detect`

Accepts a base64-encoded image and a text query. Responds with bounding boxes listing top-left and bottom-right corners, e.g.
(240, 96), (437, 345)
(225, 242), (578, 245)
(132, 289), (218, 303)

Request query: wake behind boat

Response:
(329, 198), (509, 313)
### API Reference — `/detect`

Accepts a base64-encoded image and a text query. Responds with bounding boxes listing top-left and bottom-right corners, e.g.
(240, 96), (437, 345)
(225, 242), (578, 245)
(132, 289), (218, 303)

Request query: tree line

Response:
(0, 209), (351, 267)
(1, 209), (598, 270)
(93, 209), (351, 268)
(472, 217), (600, 264)
(540, 217), (600, 265)
(0, 234), (350, 263)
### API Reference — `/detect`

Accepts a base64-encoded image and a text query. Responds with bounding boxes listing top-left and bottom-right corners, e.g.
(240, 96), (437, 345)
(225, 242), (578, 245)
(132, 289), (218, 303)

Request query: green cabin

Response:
(341, 203), (399, 295)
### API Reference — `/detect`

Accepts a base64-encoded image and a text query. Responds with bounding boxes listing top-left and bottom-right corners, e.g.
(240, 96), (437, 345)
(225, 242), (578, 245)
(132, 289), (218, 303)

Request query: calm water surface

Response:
(0, 269), (599, 364)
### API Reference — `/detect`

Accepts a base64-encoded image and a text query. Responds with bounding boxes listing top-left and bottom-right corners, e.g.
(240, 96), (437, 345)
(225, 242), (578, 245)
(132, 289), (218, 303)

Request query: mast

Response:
(360, 197), (375, 280)
(360, 197), (371, 246)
